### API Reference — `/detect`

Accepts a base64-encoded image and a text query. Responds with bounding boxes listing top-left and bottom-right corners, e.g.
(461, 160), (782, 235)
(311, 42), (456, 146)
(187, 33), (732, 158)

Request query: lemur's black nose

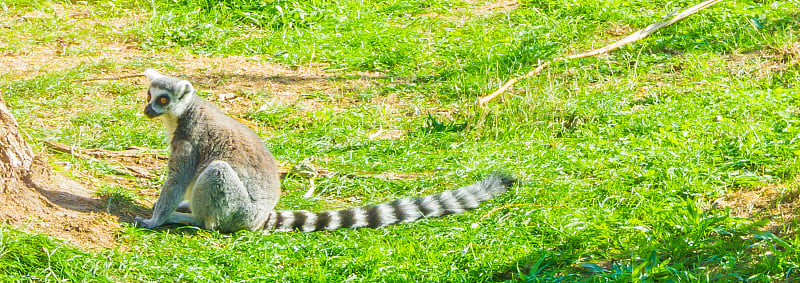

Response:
(144, 104), (159, 118)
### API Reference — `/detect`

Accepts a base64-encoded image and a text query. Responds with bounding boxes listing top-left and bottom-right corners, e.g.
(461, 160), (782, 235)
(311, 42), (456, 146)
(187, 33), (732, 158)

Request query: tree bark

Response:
(0, 95), (35, 193)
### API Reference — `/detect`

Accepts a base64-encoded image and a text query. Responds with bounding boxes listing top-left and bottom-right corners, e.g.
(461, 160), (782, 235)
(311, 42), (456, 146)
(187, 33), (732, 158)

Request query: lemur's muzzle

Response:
(144, 104), (160, 118)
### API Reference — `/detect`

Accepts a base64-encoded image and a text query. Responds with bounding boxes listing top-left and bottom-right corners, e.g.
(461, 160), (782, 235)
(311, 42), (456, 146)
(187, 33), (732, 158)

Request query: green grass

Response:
(1, 0), (799, 281)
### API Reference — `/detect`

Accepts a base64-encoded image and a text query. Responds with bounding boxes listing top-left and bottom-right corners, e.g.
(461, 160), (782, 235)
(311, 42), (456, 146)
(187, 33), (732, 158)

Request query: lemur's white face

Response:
(144, 87), (173, 119)
(143, 69), (194, 119)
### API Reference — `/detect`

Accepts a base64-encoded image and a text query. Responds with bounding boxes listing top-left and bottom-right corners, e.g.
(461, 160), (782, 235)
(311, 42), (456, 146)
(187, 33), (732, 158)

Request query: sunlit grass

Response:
(0, 0), (799, 281)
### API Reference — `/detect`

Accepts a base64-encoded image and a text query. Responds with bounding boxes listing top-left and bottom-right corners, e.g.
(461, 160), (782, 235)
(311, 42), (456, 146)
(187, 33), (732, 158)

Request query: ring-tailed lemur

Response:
(134, 69), (516, 233)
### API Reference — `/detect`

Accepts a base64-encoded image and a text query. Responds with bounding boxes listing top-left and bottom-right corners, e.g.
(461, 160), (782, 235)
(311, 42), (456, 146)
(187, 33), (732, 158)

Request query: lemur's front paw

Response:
(134, 216), (156, 229)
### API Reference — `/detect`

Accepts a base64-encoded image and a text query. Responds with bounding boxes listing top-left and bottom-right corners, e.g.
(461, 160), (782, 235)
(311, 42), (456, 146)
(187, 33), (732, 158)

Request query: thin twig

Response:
(44, 141), (167, 160)
(43, 141), (163, 179)
(479, 203), (565, 221)
(478, 0), (724, 106)
(73, 74), (145, 82)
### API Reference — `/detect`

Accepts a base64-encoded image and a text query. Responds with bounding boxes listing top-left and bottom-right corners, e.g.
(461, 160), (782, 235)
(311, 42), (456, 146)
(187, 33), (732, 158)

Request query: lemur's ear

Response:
(174, 80), (194, 99)
(144, 69), (163, 81)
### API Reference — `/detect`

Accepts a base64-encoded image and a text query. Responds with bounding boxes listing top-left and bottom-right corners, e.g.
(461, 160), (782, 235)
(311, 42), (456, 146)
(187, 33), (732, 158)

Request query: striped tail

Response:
(263, 172), (516, 232)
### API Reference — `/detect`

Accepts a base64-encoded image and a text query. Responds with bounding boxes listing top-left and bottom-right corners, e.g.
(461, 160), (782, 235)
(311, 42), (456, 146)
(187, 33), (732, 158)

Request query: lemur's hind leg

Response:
(164, 211), (197, 225)
(176, 200), (191, 213)
(191, 160), (261, 232)
(151, 200), (196, 225)
(151, 200), (191, 212)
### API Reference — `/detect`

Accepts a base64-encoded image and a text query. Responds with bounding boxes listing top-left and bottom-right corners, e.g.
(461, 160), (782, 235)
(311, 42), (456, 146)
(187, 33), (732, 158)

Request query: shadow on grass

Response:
(487, 250), (583, 282)
(185, 72), (397, 88)
(33, 182), (151, 224)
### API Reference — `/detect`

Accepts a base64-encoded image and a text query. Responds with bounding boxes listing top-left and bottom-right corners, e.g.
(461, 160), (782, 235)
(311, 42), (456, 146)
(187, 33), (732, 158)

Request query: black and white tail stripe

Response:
(263, 172), (516, 232)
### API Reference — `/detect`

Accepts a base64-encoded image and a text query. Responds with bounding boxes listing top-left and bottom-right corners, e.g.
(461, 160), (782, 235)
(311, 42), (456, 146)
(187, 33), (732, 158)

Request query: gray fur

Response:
(136, 69), (516, 233)
(135, 69), (280, 233)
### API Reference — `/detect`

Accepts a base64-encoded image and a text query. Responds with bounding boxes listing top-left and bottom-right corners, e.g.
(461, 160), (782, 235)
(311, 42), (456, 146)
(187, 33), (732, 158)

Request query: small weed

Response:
(421, 113), (466, 133)
(95, 185), (139, 204)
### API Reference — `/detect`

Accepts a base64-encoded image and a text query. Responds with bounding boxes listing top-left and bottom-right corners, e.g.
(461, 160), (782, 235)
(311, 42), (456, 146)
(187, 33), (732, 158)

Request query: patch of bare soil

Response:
(713, 184), (800, 236)
(724, 45), (800, 79)
(419, 0), (519, 22)
(474, 0), (519, 15)
(1, 158), (123, 249)
(176, 54), (392, 115)
(604, 23), (635, 37)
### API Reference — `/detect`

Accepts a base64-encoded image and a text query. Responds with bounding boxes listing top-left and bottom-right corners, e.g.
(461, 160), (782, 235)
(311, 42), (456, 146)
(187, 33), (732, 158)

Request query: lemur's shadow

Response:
(23, 162), (151, 224)
(29, 168), (293, 234)
(33, 180), (200, 234)
(33, 181), (150, 224)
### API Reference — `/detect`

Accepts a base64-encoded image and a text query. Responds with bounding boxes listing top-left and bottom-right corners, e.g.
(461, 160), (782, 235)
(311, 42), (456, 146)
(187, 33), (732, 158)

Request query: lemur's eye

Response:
(147, 90), (151, 102)
(159, 97), (169, 105)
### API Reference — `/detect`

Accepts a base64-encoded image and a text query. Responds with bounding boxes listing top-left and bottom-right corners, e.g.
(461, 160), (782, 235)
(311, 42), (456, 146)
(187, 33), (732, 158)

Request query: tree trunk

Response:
(0, 95), (34, 193)
(0, 94), (122, 248)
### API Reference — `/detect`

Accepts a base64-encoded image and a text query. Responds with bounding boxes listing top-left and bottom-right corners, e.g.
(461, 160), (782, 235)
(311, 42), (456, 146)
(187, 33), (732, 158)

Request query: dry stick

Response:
(44, 141), (166, 160)
(74, 74), (145, 82)
(44, 141), (161, 179)
(478, 0), (725, 106)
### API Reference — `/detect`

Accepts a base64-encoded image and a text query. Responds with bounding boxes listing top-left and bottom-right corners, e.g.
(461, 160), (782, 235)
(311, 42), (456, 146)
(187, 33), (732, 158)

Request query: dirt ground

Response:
(713, 183), (800, 237)
(0, 159), (121, 248)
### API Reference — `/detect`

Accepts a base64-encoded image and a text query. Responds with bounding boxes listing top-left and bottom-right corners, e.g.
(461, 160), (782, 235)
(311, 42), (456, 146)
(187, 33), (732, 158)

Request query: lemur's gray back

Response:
(149, 71), (280, 192)
(149, 73), (282, 227)
(176, 97), (282, 207)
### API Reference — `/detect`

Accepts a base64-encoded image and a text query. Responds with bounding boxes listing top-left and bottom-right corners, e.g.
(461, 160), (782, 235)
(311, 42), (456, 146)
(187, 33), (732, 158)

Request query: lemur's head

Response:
(143, 69), (195, 119)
